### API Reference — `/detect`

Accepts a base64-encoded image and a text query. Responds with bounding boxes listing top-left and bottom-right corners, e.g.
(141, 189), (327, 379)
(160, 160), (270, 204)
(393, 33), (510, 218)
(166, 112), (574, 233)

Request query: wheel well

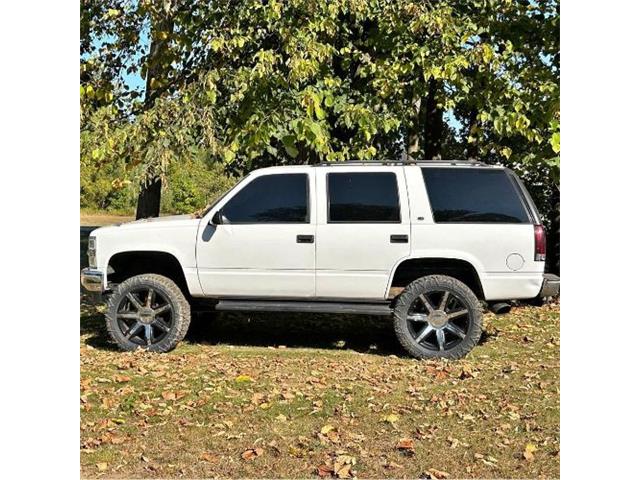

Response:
(390, 258), (484, 300)
(107, 251), (189, 296)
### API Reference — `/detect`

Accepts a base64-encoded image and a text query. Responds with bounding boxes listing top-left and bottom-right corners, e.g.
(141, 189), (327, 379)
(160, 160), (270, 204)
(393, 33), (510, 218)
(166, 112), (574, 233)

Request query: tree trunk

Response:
(422, 78), (443, 159)
(135, 177), (162, 219)
(466, 107), (479, 159)
(407, 98), (421, 156)
(547, 187), (560, 275)
(135, 9), (174, 219)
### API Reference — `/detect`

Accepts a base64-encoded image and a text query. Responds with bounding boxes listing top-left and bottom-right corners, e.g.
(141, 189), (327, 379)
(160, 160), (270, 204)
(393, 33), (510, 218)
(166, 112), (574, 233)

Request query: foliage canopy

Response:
(81, 0), (559, 267)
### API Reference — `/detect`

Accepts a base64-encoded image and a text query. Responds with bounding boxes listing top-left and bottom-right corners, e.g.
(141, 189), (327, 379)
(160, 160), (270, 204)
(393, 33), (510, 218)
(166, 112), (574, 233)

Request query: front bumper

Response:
(539, 273), (560, 298)
(80, 268), (103, 292)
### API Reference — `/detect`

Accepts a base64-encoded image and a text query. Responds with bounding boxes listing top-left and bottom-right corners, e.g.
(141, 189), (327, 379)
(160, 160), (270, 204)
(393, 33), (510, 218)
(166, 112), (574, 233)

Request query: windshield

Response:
(194, 176), (246, 218)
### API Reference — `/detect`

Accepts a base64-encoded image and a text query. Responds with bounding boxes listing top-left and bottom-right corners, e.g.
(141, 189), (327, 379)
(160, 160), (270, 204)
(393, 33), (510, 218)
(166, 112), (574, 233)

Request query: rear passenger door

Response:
(314, 167), (410, 300)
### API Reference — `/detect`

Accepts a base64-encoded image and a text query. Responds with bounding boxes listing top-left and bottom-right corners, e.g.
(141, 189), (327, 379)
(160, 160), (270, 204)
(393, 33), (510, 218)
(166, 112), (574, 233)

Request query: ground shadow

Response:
(187, 311), (406, 357)
(81, 292), (405, 355)
(80, 293), (120, 350)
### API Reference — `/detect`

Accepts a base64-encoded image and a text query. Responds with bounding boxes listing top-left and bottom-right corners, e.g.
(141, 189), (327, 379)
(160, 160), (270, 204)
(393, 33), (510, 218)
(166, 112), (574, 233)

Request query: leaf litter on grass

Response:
(80, 299), (559, 478)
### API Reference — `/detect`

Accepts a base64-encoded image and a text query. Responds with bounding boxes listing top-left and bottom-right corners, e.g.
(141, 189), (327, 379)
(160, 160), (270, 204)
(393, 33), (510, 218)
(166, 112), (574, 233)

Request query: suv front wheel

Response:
(105, 273), (191, 352)
(393, 275), (483, 360)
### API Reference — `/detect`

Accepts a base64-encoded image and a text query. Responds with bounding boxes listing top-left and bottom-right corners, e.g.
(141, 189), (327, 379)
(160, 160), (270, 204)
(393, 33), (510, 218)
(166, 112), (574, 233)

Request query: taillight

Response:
(534, 224), (546, 262)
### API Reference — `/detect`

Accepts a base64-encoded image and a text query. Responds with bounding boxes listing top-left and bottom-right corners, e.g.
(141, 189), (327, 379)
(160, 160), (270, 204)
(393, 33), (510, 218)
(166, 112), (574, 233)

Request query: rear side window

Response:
(223, 173), (308, 223)
(327, 172), (400, 223)
(422, 168), (530, 223)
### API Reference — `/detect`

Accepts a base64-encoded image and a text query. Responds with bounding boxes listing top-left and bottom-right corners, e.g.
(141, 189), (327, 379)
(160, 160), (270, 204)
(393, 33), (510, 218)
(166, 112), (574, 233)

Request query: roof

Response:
(313, 159), (491, 167)
(250, 160), (501, 175)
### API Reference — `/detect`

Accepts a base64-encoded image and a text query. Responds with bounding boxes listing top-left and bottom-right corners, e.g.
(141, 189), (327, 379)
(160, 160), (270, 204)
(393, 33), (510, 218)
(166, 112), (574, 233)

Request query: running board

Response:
(214, 300), (393, 316)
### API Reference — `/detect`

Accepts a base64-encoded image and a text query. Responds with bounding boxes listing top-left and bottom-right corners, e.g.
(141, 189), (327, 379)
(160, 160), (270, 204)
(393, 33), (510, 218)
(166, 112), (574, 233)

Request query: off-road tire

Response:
(106, 273), (191, 352)
(393, 275), (483, 360)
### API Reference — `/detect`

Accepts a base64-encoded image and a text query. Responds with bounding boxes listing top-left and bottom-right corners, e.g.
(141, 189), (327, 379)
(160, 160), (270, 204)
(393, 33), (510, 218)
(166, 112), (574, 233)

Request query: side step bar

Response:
(215, 300), (393, 316)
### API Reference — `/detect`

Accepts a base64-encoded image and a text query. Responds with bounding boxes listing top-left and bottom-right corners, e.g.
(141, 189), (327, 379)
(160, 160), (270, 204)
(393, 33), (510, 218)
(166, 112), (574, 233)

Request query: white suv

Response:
(81, 161), (559, 359)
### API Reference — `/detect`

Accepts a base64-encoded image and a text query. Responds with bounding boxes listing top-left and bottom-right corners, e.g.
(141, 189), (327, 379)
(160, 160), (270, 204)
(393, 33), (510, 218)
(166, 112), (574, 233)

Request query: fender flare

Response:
(385, 251), (486, 298)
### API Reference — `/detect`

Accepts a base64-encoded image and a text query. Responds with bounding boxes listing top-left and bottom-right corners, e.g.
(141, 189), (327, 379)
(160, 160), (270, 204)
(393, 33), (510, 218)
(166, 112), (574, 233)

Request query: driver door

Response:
(196, 169), (316, 298)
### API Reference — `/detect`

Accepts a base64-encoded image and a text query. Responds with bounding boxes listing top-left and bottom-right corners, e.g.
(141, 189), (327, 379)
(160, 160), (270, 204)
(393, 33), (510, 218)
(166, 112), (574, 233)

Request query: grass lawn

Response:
(80, 294), (559, 479)
(81, 211), (135, 227)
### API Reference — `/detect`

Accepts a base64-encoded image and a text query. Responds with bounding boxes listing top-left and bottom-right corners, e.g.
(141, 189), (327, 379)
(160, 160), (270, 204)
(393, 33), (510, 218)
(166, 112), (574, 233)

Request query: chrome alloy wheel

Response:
(115, 287), (174, 346)
(406, 290), (471, 351)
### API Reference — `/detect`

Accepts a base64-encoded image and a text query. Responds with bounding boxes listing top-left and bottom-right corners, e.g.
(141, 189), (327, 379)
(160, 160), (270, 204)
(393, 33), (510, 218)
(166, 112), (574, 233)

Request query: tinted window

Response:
(422, 168), (530, 223)
(328, 172), (400, 222)
(223, 173), (308, 223)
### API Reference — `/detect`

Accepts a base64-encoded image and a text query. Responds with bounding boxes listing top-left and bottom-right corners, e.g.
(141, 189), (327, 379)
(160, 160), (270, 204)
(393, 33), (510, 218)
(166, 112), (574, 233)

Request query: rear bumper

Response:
(539, 273), (560, 298)
(80, 268), (103, 292)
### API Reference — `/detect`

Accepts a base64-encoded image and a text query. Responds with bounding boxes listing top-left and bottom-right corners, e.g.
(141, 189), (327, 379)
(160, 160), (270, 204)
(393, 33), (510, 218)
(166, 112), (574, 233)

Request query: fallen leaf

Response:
(382, 413), (399, 424)
(200, 452), (218, 463)
(326, 430), (340, 444)
(523, 443), (537, 462)
(268, 440), (281, 455)
(428, 468), (450, 479)
(241, 447), (264, 461)
(161, 391), (176, 401)
(396, 438), (415, 454)
(317, 464), (333, 477)
(459, 365), (478, 379)
(114, 375), (130, 383)
(320, 424), (334, 435)
(333, 455), (356, 478)
(336, 464), (352, 478)
(235, 374), (253, 384)
(383, 460), (403, 470)
(96, 462), (107, 472)
(447, 436), (459, 448)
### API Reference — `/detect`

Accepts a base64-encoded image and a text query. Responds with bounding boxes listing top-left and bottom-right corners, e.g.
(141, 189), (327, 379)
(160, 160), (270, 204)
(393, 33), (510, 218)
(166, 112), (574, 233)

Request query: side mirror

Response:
(209, 210), (225, 225)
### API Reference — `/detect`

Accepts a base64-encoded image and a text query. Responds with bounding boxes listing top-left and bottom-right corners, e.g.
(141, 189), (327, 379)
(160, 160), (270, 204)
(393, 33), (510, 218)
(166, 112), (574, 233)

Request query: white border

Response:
(1, 1), (79, 477)
(562, 1), (640, 477)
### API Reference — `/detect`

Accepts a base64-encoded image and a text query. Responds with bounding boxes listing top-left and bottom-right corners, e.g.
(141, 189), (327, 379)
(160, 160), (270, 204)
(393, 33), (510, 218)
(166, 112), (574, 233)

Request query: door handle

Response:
(296, 234), (314, 244)
(390, 234), (408, 243)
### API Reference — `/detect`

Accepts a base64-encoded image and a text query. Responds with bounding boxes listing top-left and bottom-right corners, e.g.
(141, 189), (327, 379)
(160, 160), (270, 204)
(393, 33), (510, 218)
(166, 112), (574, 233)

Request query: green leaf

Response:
(223, 149), (235, 163)
(282, 135), (296, 147)
(324, 94), (334, 107)
(284, 145), (299, 158)
(210, 38), (224, 52)
(308, 122), (323, 140)
(314, 102), (326, 120)
(281, 135), (298, 157)
(551, 132), (560, 153)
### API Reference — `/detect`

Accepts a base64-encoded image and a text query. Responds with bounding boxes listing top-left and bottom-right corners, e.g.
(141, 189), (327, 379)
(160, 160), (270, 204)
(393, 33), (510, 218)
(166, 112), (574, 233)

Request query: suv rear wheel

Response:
(393, 275), (483, 359)
(106, 274), (191, 352)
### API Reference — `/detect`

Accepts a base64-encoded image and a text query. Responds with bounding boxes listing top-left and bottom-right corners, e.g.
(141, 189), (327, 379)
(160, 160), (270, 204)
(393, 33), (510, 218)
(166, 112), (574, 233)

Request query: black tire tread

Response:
(393, 274), (483, 360)
(106, 273), (191, 353)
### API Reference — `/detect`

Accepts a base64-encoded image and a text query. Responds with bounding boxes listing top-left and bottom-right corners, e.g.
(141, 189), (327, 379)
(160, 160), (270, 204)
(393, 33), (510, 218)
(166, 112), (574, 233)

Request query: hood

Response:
(127, 214), (194, 224)
(93, 214), (199, 235)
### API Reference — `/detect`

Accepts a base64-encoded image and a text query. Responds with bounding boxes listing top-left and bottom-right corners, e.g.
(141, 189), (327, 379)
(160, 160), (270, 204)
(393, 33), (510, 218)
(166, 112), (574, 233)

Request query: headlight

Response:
(88, 236), (96, 268)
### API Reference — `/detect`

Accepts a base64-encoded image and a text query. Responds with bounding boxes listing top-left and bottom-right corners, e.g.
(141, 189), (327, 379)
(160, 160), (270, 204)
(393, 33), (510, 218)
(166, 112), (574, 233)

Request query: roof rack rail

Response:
(314, 159), (488, 167)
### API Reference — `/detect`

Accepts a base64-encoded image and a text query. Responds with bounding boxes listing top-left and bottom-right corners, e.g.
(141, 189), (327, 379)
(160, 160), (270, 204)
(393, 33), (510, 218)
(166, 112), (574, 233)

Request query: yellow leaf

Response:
(383, 413), (399, 424)
(320, 424), (334, 435)
(523, 443), (537, 461)
(235, 374), (253, 383)
(96, 463), (107, 472)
